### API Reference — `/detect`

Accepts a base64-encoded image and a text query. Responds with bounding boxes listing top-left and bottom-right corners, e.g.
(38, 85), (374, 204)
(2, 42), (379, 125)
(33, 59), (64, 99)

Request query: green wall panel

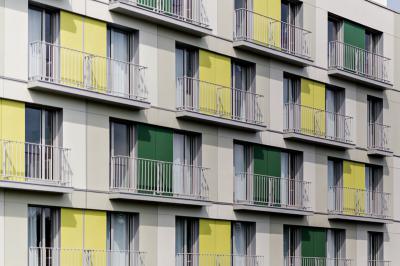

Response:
(301, 228), (327, 260)
(343, 21), (366, 71)
(137, 124), (173, 194)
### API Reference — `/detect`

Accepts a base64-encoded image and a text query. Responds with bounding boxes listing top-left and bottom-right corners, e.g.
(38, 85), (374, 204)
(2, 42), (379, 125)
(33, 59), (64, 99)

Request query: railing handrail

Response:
(111, 155), (209, 170)
(176, 252), (264, 258)
(234, 8), (312, 34)
(329, 41), (390, 61)
(284, 102), (353, 120)
(29, 41), (147, 70)
(176, 76), (264, 98)
(29, 247), (145, 253)
(235, 172), (310, 185)
(1, 139), (70, 152)
(368, 122), (391, 129)
(329, 186), (390, 196)
(110, 0), (210, 28)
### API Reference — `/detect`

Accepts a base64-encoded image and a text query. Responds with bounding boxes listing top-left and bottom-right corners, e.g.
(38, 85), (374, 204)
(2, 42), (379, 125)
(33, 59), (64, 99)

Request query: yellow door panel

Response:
(313, 81), (326, 136)
(199, 219), (231, 266)
(84, 210), (107, 265)
(84, 18), (107, 93)
(0, 100), (25, 181)
(253, 0), (281, 48)
(61, 208), (84, 266)
(300, 79), (326, 137)
(60, 11), (84, 88)
(199, 50), (232, 117)
(343, 161), (366, 216)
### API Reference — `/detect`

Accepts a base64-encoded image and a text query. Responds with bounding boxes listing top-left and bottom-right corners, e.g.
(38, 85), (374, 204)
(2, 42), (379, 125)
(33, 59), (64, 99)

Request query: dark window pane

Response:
(26, 107), (42, 144)
(113, 123), (130, 156)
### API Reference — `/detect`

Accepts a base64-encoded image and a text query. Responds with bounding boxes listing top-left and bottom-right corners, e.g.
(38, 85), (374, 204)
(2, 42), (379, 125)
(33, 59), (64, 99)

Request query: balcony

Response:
(176, 253), (264, 266)
(233, 9), (312, 66)
(28, 247), (145, 266)
(0, 140), (72, 193)
(328, 186), (392, 223)
(283, 103), (354, 149)
(28, 41), (150, 109)
(284, 257), (353, 266)
(233, 173), (311, 215)
(328, 41), (392, 89)
(368, 123), (392, 157)
(368, 261), (391, 266)
(109, 0), (211, 36)
(176, 77), (265, 131)
(109, 156), (210, 206)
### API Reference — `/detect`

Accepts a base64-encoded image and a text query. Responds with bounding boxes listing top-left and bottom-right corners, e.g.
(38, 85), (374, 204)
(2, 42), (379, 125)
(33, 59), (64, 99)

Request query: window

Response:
(176, 46), (198, 80)
(28, 6), (58, 80)
(367, 96), (384, 148)
(231, 61), (254, 121)
(281, 0), (302, 52)
(232, 222), (255, 260)
(327, 229), (346, 260)
(283, 75), (301, 105)
(28, 206), (59, 266)
(284, 226), (301, 263)
(325, 86), (345, 140)
(328, 17), (341, 44)
(28, 6), (58, 44)
(107, 27), (136, 98)
(25, 106), (61, 180)
(176, 217), (199, 266)
(368, 232), (384, 263)
(176, 46), (199, 110)
(107, 212), (139, 264)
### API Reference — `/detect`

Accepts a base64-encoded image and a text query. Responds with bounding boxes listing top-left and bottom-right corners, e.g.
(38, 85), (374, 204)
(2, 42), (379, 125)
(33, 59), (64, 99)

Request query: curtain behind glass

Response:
(110, 213), (130, 266)
(109, 29), (130, 97)
(234, 144), (246, 202)
(233, 222), (247, 266)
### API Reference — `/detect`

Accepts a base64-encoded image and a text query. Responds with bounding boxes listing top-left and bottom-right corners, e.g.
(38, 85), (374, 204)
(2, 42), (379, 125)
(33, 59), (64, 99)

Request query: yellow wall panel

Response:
(199, 50), (231, 117)
(61, 208), (84, 266)
(199, 219), (231, 265)
(84, 18), (107, 92)
(84, 210), (107, 265)
(343, 161), (366, 215)
(0, 100), (25, 180)
(253, 0), (281, 48)
(60, 11), (84, 87)
(300, 79), (326, 137)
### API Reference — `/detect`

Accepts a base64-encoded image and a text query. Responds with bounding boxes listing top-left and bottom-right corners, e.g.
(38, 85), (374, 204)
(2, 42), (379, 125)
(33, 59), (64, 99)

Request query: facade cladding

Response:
(0, 0), (400, 265)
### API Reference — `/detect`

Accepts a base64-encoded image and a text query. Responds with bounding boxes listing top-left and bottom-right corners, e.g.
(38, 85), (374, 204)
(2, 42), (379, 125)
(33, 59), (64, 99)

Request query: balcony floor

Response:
(109, 2), (211, 37)
(233, 40), (313, 67)
(109, 191), (211, 207)
(367, 148), (393, 157)
(328, 213), (392, 224)
(283, 131), (355, 149)
(0, 179), (73, 193)
(176, 110), (266, 131)
(234, 203), (313, 216)
(28, 80), (151, 109)
(328, 68), (392, 90)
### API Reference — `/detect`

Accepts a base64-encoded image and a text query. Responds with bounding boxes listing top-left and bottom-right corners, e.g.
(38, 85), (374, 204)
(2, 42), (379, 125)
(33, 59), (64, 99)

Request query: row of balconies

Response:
(0, 140), (392, 223)
(27, 247), (391, 266)
(108, 1), (392, 89)
(28, 42), (392, 155)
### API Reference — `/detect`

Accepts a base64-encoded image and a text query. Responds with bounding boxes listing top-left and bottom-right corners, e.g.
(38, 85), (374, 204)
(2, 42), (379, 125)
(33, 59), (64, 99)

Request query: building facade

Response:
(0, 0), (399, 265)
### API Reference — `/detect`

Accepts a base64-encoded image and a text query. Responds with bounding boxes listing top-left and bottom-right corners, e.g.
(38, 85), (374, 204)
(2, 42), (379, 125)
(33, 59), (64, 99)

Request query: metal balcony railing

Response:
(233, 8), (312, 59)
(0, 140), (71, 187)
(176, 253), (264, 266)
(368, 260), (391, 266)
(28, 247), (145, 266)
(234, 173), (310, 211)
(29, 41), (148, 102)
(368, 123), (391, 152)
(284, 256), (353, 266)
(328, 186), (391, 219)
(110, 0), (209, 28)
(110, 156), (209, 200)
(177, 77), (264, 125)
(328, 41), (391, 84)
(283, 103), (353, 144)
